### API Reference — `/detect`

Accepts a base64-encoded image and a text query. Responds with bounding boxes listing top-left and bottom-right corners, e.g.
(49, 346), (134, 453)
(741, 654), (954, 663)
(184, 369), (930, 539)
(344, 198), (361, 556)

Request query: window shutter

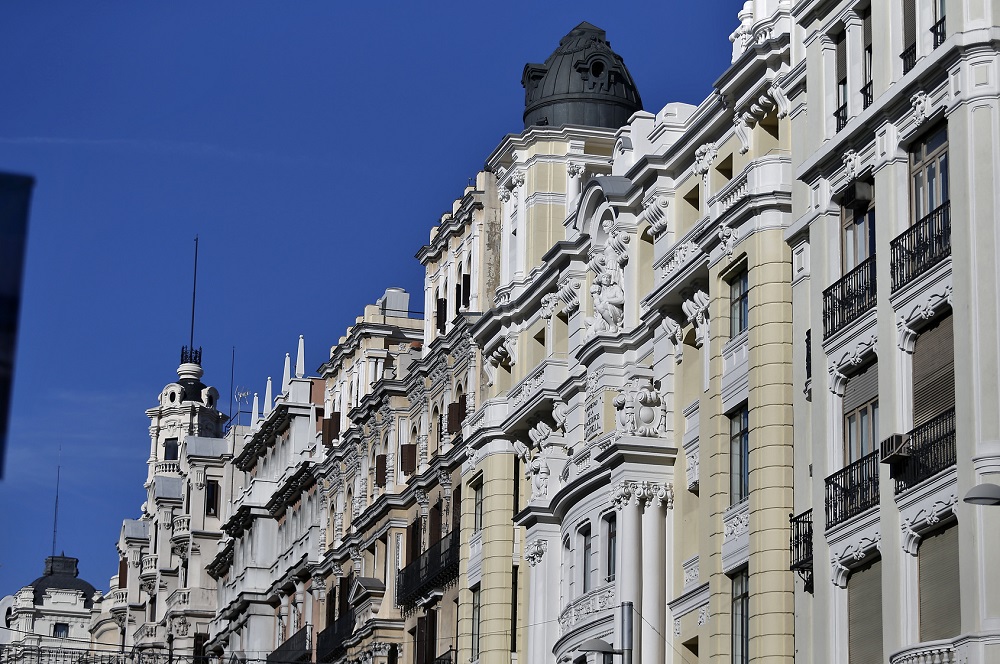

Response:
(448, 402), (462, 434)
(848, 557), (883, 664)
(903, 0), (917, 45)
(863, 11), (873, 49)
(436, 298), (447, 333)
(118, 558), (128, 588)
(408, 518), (422, 563)
(425, 604), (438, 660)
(455, 281), (463, 313)
(322, 419), (333, 446)
(452, 483), (462, 532)
(843, 362), (879, 412)
(912, 315), (955, 427)
(462, 274), (472, 309)
(400, 444), (417, 474)
(429, 501), (442, 544)
(836, 33), (847, 82)
(919, 524), (961, 640)
(415, 617), (427, 664)
(375, 454), (387, 488)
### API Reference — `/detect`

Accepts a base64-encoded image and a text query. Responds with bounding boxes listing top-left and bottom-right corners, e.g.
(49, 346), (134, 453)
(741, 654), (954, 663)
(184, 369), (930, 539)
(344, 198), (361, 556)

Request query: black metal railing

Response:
(823, 255), (876, 339)
(901, 43), (917, 74)
(895, 408), (957, 493)
(825, 450), (880, 528)
(834, 103), (848, 132)
(890, 201), (951, 292)
(267, 625), (311, 664)
(317, 611), (354, 662)
(397, 529), (460, 608)
(861, 81), (873, 109)
(790, 509), (814, 571)
(932, 17), (947, 48)
(180, 345), (202, 365)
(433, 650), (454, 664)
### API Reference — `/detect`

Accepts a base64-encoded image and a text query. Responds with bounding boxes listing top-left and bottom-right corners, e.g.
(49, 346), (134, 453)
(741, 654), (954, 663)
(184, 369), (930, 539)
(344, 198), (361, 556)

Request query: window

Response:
(910, 126), (949, 222)
(730, 406), (750, 504)
(848, 557), (883, 664)
(729, 271), (749, 338)
(919, 524), (960, 640)
(164, 438), (179, 461)
(205, 479), (219, 517)
(861, 9), (873, 108)
(580, 526), (592, 593)
(510, 566), (518, 652)
(53, 623), (69, 639)
(835, 31), (848, 130)
(842, 183), (875, 271)
(604, 514), (617, 583)
(731, 569), (749, 664)
(473, 482), (483, 533)
(843, 362), (879, 464)
(471, 586), (482, 660)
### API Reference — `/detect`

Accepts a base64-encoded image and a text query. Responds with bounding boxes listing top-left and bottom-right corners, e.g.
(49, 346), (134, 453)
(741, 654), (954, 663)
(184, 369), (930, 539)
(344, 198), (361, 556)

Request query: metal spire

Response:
(51, 446), (61, 557)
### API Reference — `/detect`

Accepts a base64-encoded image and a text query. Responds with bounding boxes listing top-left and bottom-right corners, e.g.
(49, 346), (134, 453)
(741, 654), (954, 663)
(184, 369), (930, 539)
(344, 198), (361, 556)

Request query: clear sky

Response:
(0, 2), (735, 597)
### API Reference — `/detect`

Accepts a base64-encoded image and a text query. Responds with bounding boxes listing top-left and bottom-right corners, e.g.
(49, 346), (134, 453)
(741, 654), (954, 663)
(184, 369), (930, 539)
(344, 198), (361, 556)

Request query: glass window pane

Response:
(914, 171), (925, 220)
(928, 162), (938, 212)
(940, 153), (949, 203)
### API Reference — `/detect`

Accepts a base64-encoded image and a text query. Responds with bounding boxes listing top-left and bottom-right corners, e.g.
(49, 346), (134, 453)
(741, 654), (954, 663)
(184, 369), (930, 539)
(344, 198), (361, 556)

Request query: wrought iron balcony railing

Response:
(861, 81), (873, 110)
(823, 255), (876, 339)
(433, 649), (454, 664)
(397, 529), (460, 609)
(267, 625), (311, 664)
(825, 450), (880, 528)
(901, 43), (917, 74)
(894, 408), (957, 494)
(932, 17), (947, 48)
(789, 509), (813, 571)
(891, 201), (951, 292)
(317, 612), (353, 662)
(834, 103), (848, 132)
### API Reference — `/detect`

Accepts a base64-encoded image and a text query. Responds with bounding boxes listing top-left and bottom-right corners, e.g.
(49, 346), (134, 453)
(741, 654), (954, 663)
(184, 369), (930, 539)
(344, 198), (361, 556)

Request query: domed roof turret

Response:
(521, 22), (642, 130)
(29, 555), (96, 607)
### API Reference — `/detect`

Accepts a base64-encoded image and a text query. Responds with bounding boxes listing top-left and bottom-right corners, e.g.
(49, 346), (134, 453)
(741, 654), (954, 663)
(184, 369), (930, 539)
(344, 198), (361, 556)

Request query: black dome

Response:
(521, 22), (642, 130)
(29, 555), (97, 608)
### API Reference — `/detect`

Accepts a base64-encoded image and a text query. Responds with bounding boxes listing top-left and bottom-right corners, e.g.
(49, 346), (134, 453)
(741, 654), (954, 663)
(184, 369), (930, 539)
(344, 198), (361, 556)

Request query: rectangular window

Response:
(471, 586), (482, 661)
(53, 623), (69, 639)
(848, 557), (884, 664)
(605, 514), (617, 583)
(581, 526), (592, 593)
(164, 438), (179, 461)
(729, 271), (749, 338)
(910, 126), (949, 222)
(842, 182), (876, 272)
(730, 406), (750, 504)
(205, 479), (220, 517)
(731, 569), (749, 664)
(473, 482), (484, 533)
(510, 566), (519, 652)
(843, 362), (879, 464)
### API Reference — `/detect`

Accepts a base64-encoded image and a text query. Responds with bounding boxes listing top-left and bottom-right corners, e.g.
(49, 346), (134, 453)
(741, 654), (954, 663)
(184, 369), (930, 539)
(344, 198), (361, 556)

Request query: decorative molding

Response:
(718, 222), (738, 257)
(842, 149), (861, 181)
(611, 480), (673, 509)
(557, 585), (616, 634)
(911, 90), (931, 125)
(697, 606), (709, 626)
(524, 539), (548, 567)
(693, 143), (717, 183)
(831, 532), (881, 588)
(643, 195), (670, 238)
(897, 283), (953, 352)
(682, 290), (711, 347)
(613, 377), (665, 438)
(662, 316), (684, 365)
(567, 161), (584, 179)
(659, 241), (702, 283)
(901, 493), (958, 556)
(540, 293), (559, 319)
(557, 277), (582, 314)
(828, 331), (878, 396)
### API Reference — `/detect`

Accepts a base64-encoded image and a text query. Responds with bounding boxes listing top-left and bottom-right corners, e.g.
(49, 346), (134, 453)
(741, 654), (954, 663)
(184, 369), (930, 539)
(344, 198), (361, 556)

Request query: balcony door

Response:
(911, 126), (949, 222)
(844, 362), (879, 464)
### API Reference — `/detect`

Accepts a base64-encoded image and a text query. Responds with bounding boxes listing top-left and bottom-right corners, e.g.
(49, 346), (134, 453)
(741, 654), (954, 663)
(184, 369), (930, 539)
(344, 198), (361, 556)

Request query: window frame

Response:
(472, 481), (484, 533)
(730, 405), (750, 505)
(164, 438), (179, 461)
(471, 585), (482, 661)
(729, 270), (749, 338)
(580, 525), (593, 593)
(844, 397), (879, 465)
(731, 569), (749, 664)
(910, 126), (949, 223)
(205, 478), (220, 517)
(841, 194), (876, 272)
(604, 513), (617, 583)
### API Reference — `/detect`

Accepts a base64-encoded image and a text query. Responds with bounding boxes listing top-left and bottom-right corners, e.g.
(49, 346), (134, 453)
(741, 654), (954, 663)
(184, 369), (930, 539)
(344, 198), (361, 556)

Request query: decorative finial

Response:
(296, 335), (305, 378)
(252, 392), (260, 425)
(282, 353), (291, 394)
(264, 377), (273, 415)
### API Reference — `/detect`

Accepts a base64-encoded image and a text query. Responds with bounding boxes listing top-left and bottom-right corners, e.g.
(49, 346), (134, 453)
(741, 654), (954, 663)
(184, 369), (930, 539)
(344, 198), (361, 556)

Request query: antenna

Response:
(190, 235), (199, 352)
(51, 446), (61, 556)
(181, 236), (202, 365)
(229, 346), (235, 424)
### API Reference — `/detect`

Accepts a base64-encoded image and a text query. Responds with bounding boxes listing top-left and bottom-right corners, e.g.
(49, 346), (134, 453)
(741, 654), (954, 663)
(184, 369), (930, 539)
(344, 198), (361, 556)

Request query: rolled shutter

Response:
(919, 524), (961, 640)
(848, 557), (883, 664)
(844, 362), (879, 412)
(836, 33), (847, 83)
(400, 444), (417, 474)
(912, 315), (955, 427)
(904, 0), (917, 45)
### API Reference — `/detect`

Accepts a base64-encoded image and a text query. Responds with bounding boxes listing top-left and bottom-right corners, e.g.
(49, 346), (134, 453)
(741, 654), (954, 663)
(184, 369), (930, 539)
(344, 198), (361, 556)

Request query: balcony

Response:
(893, 408), (957, 494)
(267, 625), (312, 664)
(396, 530), (460, 609)
(139, 554), (158, 579)
(433, 650), (454, 664)
(825, 450), (880, 528)
(890, 638), (957, 664)
(317, 611), (353, 662)
(154, 461), (180, 475)
(901, 43), (917, 74)
(891, 201), (951, 292)
(789, 509), (814, 592)
(172, 514), (191, 537)
(932, 17), (947, 49)
(861, 81), (873, 110)
(823, 256), (876, 339)
(834, 103), (848, 132)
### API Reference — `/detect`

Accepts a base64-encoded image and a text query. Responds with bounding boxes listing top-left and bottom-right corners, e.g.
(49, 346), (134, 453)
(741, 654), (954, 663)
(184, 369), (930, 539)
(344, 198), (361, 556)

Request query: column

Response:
(616, 483), (642, 664)
(640, 487), (666, 664)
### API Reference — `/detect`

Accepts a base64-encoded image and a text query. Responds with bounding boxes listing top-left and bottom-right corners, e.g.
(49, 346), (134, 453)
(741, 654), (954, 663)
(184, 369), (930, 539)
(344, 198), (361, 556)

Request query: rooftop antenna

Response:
(51, 446), (61, 557)
(181, 236), (202, 365)
(229, 346), (235, 423)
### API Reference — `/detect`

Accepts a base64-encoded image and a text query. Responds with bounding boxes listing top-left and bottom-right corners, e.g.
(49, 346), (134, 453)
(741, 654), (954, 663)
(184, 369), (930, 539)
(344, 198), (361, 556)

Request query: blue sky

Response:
(0, 2), (735, 596)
